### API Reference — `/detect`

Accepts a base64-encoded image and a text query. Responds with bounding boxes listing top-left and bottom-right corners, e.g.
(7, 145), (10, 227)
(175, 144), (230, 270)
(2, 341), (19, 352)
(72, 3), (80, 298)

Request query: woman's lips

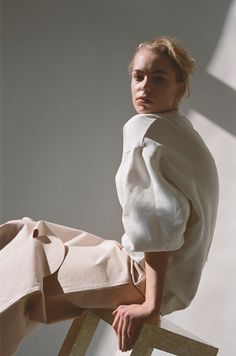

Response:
(136, 96), (152, 104)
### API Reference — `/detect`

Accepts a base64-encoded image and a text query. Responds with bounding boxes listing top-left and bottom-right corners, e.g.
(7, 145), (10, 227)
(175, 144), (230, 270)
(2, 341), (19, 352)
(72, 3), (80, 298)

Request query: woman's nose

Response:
(140, 76), (151, 91)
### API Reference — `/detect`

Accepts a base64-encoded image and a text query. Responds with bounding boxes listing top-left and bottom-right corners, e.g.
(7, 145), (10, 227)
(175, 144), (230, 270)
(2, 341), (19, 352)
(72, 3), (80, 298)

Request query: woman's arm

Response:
(144, 250), (169, 314)
(112, 251), (169, 351)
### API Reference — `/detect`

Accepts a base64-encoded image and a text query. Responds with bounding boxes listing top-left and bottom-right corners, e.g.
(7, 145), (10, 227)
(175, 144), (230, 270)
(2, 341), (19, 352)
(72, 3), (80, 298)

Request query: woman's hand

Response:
(112, 251), (168, 351)
(112, 302), (159, 352)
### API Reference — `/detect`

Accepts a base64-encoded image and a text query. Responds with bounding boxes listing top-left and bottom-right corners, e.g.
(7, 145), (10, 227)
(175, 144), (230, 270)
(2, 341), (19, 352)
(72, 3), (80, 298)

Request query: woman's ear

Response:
(177, 82), (187, 100)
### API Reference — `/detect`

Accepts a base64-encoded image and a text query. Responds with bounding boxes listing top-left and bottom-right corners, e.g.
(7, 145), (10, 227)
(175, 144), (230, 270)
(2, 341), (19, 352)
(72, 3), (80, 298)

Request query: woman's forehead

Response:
(132, 49), (175, 73)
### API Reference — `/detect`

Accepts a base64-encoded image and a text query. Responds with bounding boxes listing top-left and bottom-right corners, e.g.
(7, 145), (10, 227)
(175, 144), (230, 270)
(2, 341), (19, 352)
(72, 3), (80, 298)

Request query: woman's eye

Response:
(133, 74), (144, 82)
(153, 76), (165, 83)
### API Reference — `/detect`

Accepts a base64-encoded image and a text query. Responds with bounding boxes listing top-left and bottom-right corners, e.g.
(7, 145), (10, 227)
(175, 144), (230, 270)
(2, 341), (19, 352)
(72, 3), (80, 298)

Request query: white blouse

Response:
(115, 111), (219, 315)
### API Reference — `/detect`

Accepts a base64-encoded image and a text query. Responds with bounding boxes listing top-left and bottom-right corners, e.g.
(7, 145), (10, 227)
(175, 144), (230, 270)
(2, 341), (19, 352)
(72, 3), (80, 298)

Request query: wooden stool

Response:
(58, 309), (219, 356)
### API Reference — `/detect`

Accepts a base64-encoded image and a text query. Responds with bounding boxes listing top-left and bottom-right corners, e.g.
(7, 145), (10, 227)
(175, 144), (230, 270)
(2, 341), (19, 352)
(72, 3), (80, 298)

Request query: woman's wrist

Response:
(142, 299), (160, 316)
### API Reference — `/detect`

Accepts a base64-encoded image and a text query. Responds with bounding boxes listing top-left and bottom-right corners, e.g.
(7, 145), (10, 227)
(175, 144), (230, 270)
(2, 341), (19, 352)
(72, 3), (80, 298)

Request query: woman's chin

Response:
(134, 106), (156, 114)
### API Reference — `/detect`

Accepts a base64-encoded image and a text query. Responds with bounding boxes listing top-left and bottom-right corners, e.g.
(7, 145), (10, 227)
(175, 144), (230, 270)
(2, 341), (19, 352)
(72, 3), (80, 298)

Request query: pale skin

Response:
(112, 49), (186, 352)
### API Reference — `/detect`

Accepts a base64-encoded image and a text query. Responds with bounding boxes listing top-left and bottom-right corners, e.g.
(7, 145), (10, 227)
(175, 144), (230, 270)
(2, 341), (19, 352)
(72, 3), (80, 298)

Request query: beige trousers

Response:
(0, 218), (146, 356)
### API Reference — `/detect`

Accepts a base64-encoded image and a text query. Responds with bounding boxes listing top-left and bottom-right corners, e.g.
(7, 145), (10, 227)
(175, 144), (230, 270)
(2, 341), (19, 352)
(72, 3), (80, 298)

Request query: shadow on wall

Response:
(191, 0), (236, 135)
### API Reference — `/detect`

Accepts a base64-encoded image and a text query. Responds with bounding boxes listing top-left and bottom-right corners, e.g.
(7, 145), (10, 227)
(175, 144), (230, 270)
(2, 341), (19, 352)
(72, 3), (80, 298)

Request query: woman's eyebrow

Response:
(133, 69), (168, 75)
(151, 70), (168, 75)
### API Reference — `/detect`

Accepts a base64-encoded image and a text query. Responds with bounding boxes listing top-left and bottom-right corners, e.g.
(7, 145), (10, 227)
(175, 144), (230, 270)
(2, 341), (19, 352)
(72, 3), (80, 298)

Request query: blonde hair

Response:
(129, 36), (195, 97)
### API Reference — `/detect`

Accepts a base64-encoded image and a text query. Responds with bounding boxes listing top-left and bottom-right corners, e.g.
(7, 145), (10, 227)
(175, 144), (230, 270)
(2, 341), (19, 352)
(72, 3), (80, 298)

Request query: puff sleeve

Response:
(115, 137), (190, 253)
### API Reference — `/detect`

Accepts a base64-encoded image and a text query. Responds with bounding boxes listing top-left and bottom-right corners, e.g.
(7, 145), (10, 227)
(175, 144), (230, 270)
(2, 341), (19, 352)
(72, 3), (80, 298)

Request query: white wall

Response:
(1, 0), (236, 355)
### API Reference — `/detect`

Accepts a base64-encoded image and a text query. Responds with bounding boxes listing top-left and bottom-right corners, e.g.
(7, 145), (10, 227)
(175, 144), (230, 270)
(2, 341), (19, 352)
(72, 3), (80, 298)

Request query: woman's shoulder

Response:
(124, 111), (192, 135)
(124, 113), (158, 133)
(123, 111), (189, 149)
(123, 114), (158, 152)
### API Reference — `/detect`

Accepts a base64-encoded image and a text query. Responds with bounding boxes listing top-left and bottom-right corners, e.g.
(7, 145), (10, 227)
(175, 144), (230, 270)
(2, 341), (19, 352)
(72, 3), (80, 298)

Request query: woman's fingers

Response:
(127, 314), (134, 337)
(112, 305), (144, 351)
(112, 308), (118, 316)
(112, 312), (120, 333)
(112, 307), (129, 351)
(117, 312), (124, 350)
(121, 312), (129, 351)
(112, 305), (125, 332)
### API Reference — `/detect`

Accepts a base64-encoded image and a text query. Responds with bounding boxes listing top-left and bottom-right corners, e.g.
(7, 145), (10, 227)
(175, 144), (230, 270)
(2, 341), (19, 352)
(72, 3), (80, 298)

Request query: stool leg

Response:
(130, 345), (153, 356)
(58, 311), (100, 356)
(129, 325), (153, 356)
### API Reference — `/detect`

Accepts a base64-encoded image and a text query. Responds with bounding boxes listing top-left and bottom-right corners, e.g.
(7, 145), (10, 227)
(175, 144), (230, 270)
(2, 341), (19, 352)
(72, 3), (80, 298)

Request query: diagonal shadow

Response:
(188, 0), (236, 136)
(192, 70), (236, 135)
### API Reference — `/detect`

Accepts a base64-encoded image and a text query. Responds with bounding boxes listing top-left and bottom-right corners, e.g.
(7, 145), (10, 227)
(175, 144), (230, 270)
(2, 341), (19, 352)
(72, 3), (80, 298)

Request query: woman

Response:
(0, 37), (219, 354)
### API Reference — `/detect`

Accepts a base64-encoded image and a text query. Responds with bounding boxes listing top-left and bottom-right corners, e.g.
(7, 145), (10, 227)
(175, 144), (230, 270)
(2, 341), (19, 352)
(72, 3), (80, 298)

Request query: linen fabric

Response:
(0, 218), (145, 356)
(115, 110), (219, 315)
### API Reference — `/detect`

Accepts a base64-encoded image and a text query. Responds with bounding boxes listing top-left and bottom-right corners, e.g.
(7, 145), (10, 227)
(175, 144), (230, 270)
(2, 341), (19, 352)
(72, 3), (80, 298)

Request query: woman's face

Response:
(131, 49), (185, 114)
